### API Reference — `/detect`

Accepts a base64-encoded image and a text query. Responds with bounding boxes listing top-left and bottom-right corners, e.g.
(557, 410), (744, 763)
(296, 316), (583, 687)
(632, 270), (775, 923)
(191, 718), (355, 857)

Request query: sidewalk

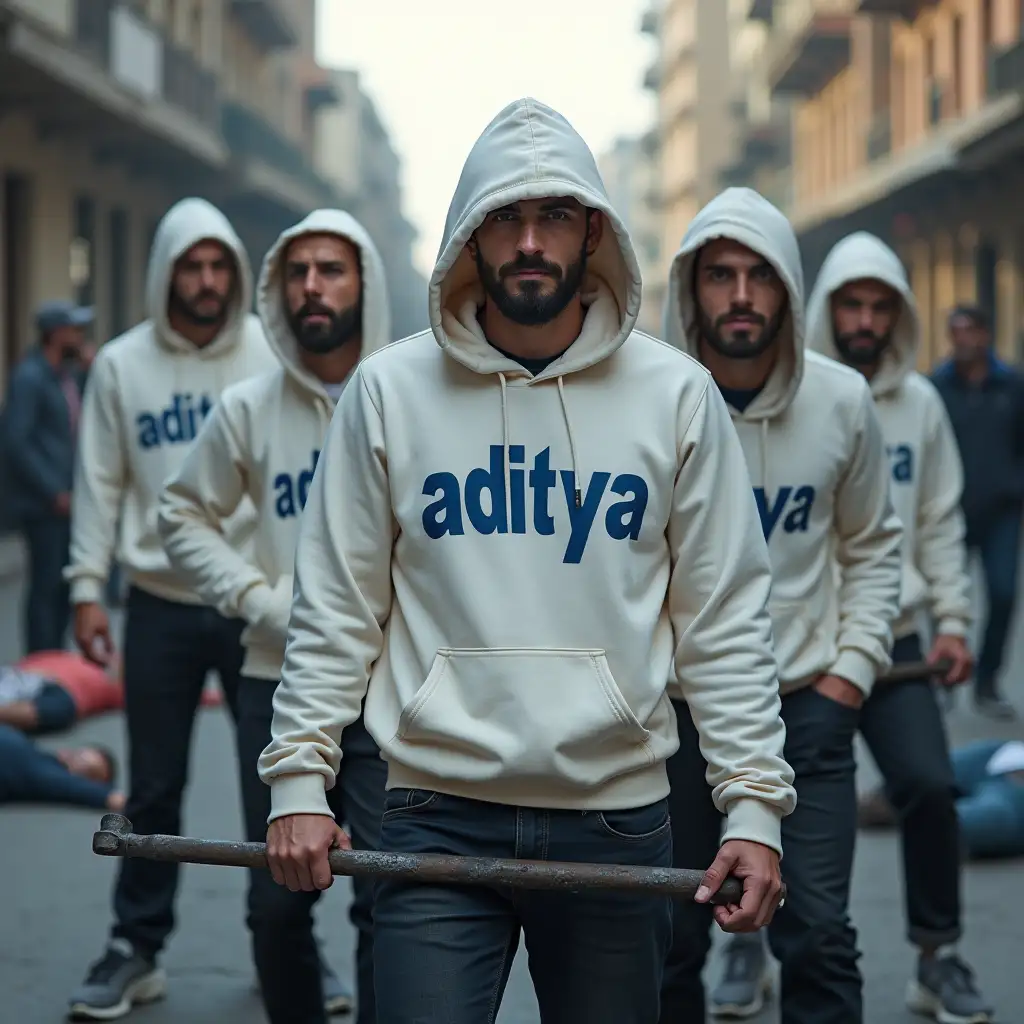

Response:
(0, 530), (25, 582)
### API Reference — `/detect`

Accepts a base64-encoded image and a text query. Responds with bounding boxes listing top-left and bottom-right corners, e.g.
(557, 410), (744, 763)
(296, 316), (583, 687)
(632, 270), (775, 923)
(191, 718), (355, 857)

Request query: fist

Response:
(266, 813), (350, 892)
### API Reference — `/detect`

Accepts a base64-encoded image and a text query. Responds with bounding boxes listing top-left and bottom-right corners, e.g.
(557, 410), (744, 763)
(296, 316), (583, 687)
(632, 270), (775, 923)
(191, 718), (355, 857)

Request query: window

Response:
(3, 173), (32, 372)
(109, 208), (130, 337)
(73, 195), (96, 309)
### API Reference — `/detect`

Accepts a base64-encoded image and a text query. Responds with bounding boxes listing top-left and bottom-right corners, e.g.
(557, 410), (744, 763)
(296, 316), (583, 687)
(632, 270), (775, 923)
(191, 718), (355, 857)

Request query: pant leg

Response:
(22, 515), (71, 654)
(372, 790), (522, 1024)
(237, 677), (327, 1024)
(860, 634), (961, 948)
(976, 509), (1022, 692)
(957, 779), (1024, 859)
(211, 610), (246, 725)
(768, 686), (862, 1024)
(521, 800), (673, 1024)
(658, 698), (725, 1023)
(110, 588), (213, 957)
(338, 711), (387, 1024)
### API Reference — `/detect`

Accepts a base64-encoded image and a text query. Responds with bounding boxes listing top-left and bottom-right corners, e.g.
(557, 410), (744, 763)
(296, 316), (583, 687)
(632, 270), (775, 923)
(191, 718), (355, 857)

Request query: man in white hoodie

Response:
(798, 231), (992, 1024)
(66, 198), (277, 1021)
(659, 188), (904, 1024)
(257, 98), (796, 1024)
(156, 210), (391, 1024)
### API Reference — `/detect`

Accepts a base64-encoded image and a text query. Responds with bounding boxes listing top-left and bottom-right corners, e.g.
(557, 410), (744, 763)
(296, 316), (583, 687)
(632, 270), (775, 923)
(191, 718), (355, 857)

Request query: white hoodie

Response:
(663, 188), (903, 697)
(258, 98), (796, 854)
(806, 232), (971, 640)
(157, 209), (392, 680)
(65, 198), (277, 607)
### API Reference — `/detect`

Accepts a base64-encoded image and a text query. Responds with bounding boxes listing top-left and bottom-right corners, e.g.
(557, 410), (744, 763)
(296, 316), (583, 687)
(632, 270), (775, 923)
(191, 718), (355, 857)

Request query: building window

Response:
(73, 195), (96, 309)
(951, 16), (963, 115)
(109, 208), (130, 337)
(3, 173), (32, 372)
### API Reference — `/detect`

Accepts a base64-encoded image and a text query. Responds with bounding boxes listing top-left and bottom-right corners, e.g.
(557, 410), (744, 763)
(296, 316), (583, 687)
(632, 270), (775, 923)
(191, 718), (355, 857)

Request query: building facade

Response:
(751, 0), (1024, 367)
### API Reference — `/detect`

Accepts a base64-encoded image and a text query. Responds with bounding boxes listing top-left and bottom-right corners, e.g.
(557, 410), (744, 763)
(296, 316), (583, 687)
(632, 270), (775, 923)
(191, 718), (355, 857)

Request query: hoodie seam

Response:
(523, 99), (541, 178)
(677, 379), (711, 462)
(358, 368), (384, 422)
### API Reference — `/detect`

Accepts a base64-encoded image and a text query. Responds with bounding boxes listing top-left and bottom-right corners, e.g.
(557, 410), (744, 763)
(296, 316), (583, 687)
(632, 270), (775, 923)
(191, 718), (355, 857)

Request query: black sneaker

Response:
(67, 940), (166, 1021)
(906, 951), (994, 1024)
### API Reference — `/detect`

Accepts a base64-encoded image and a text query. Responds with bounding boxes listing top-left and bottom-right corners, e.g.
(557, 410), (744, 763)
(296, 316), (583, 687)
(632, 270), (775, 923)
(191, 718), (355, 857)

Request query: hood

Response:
(661, 187), (805, 420)
(256, 208), (392, 403)
(145, 197), (254, 358)
(805, 231), (918, 397)
(429, 97), (643, 379)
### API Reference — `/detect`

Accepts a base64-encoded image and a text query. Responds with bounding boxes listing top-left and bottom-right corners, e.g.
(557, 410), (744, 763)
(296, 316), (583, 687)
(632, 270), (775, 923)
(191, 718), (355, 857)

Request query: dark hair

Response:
(948, 304), (990, 332)
(92, 745), (119, 787)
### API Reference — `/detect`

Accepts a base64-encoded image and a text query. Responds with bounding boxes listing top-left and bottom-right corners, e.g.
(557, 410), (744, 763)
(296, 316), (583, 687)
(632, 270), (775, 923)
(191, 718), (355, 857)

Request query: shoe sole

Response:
(906, 979), (993, 1024)
(325, 994), (354, 1015)
(68, 969), (167, 1021)
(710, 977), (772, 1019)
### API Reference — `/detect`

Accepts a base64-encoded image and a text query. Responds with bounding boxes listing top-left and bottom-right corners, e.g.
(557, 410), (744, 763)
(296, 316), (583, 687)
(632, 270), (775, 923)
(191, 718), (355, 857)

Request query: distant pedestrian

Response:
(931, 306), (1024, 719)
(0, 301), (92, 653)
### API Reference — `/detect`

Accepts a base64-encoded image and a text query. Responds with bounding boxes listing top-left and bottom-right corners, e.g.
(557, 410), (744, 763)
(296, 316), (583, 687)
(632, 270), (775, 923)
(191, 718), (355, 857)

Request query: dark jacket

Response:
(0, 348), (77, 523)
(931, 353), (1024, 530)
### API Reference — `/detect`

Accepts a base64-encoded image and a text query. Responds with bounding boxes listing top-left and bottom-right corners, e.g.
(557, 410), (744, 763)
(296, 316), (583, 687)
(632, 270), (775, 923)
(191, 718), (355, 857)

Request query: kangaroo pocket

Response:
(770, 599), (834, 682)
(390, 648), (656, 788)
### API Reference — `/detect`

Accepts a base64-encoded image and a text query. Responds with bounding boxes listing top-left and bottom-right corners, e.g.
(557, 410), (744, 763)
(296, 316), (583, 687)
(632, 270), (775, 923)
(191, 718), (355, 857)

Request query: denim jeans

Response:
(238, 679), (386, 1024)
(661, 687), (862, 1024)
(952, 740), (1024, 859)
(373, 789), (673, 1024)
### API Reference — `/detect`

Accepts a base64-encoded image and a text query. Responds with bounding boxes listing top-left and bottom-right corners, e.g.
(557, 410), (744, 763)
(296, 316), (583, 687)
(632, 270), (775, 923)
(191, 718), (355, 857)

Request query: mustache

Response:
(191, 289), (225, 306)
(296, 300), (337, 320)
(499, 254), (562, 281)
(716, 308), (766, 329)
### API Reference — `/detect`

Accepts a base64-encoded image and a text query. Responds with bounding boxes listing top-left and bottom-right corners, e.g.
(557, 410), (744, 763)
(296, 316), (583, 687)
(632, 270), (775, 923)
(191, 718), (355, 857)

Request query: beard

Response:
(697, 301), (788, 361)
(168, 287), (231, 327)
(476, 239), (588, 327)
(288, 296), (363, 354)
(834, 329), (890, 366)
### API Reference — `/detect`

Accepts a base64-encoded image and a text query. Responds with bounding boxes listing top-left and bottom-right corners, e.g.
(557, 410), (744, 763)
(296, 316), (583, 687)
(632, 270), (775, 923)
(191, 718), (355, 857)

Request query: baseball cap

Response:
(36, 300), (94, 335)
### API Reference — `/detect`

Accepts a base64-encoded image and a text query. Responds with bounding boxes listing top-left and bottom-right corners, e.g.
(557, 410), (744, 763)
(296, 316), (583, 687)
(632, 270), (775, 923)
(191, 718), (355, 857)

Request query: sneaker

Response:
(68, 940), (166, 1020)
(975, 693), (1017, 721)
(906, 951), (994, 1024)
(710, 933), (771, 1019)
(320, 958), (353, 1015)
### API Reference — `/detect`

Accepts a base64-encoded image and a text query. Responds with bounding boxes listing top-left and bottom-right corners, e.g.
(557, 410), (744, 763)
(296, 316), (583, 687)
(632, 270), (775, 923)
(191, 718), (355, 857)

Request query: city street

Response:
(1, 536), (1022, 1022)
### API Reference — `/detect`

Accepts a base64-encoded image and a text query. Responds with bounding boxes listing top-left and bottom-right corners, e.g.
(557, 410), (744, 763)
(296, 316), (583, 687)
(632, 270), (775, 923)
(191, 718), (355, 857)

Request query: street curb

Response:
(0, 532), (27, 581)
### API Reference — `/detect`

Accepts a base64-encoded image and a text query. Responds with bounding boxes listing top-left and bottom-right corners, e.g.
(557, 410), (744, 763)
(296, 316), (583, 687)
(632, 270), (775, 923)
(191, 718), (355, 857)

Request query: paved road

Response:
(1, 540), (1022, 1022)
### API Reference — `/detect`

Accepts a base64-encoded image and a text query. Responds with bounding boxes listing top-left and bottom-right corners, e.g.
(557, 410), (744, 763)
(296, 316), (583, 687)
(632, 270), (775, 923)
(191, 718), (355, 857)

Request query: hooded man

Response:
(659, 188), (903, 1024)
(157, 209), (392, 1024)
(66, 197), (277, 1021)
(797, 231), (992, 1024)
(255, 98), (796, 1024)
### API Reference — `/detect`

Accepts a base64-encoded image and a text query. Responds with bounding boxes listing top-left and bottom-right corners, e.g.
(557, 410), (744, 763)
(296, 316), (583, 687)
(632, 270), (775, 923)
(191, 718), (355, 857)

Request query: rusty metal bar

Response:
(93, 813), (764, 905)
(877, 659), (953, 685)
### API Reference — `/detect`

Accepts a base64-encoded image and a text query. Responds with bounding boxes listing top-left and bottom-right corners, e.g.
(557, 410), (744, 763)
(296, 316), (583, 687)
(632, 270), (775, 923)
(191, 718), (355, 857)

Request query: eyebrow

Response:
(491, 199), (579, 215)
(702, 260), (774, 274)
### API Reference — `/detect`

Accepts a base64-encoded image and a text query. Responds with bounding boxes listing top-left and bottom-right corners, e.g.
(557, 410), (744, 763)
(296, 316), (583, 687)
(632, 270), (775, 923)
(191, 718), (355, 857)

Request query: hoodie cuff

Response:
(936, 617), (969, 639)
(70, 577), (106, 606)
(720, 797), (784, 859)
(829, 649), (879, 697)
(267, 773), (334, 824)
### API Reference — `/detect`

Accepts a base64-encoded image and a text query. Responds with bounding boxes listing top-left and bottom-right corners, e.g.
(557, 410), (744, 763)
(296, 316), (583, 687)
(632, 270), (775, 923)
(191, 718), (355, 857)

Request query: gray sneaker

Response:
(68, 940), (166, 1020)
(321, 958), (353, 1015)
(906, 952), (994, 1024)
(710, 933), (771, 1019)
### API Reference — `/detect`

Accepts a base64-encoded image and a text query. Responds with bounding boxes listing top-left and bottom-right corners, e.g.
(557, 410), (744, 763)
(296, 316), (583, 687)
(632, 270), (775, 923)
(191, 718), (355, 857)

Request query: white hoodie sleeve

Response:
(157, 392), (283, 631)
(259, 371), (394, 820)
(830, 385), (904, 695)
(917, 388), (972, 637)
(670, 382), (796, 856)
(66, 350), (127, 605)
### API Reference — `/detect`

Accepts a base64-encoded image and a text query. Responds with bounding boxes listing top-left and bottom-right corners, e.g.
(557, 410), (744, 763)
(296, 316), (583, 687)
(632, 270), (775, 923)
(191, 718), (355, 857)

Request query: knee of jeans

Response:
(889, 774), (957, 818)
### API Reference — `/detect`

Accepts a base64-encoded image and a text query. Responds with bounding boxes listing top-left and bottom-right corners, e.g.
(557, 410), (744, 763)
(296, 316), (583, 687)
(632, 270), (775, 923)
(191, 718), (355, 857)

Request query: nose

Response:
(516, 221), (544, 256)
(733, 273), (753, 307)
(303, 268), (321, 295)
(199, 266), (219, 290)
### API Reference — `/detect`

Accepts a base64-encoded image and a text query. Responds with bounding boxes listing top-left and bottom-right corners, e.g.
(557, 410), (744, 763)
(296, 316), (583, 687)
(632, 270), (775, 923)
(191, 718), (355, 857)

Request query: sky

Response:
(318, 2), (655, 277)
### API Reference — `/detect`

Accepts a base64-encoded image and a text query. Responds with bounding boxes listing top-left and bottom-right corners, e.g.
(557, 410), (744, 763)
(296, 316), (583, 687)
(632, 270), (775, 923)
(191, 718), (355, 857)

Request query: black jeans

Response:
(22, 514), (70, 653)
(661, 688), (861, 1024)
(237, 678), (386, 1024)
(861, 634), (960, 946)
(373, 790), (673, 1024)
(967, 508), (1021, 695)
(111, 586), (244, 957)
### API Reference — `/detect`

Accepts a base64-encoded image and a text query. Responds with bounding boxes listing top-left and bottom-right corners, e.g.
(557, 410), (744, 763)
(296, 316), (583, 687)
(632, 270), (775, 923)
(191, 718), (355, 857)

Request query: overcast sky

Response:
(318, 2), (656, 276)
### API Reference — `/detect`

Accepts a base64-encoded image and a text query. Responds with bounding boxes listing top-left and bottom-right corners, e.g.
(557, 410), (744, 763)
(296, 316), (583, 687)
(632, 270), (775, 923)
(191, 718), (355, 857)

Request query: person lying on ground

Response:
(0, 722), (124, 810)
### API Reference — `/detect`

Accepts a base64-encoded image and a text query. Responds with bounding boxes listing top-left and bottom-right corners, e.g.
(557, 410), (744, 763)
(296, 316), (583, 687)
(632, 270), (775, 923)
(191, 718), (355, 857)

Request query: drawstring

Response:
(557, 376), (582, 508)
(496, 372), (583, 527)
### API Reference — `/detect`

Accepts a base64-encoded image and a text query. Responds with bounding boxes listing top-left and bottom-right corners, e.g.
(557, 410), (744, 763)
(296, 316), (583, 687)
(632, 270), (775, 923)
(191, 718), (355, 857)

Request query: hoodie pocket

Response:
(391, 648), (655, 788)
(769, 600), (831, 681)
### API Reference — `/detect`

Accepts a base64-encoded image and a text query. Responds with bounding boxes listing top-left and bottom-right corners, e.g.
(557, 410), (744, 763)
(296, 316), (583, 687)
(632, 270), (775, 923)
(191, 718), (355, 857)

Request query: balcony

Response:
(222, 99), (337, 211)
(867, 110), (891, 161)
(299, 60), (340, 112)
(163, 40), (219, 129)
(640, 8), (658, 34)
(988, 41), (1024, 99)
(856, 0), (938, 17)
(642, 61), (661, 91)
(749, 0), (775, 22)
(768, 5), (853, 96)
(230, 0), (297, 52)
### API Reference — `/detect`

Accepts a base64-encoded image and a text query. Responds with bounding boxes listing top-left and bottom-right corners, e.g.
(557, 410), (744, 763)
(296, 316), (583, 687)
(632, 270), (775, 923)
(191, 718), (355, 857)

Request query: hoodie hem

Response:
(241, 646), (286, 682)
(126, 572), (206, 607)
(384, 761), (670, 811)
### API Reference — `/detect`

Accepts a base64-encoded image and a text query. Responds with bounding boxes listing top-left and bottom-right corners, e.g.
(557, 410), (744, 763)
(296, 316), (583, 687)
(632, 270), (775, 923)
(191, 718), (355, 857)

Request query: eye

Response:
(751, 264), (777, 282)
(546, 210), (570, 221)
(491, 211), (517, 223)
